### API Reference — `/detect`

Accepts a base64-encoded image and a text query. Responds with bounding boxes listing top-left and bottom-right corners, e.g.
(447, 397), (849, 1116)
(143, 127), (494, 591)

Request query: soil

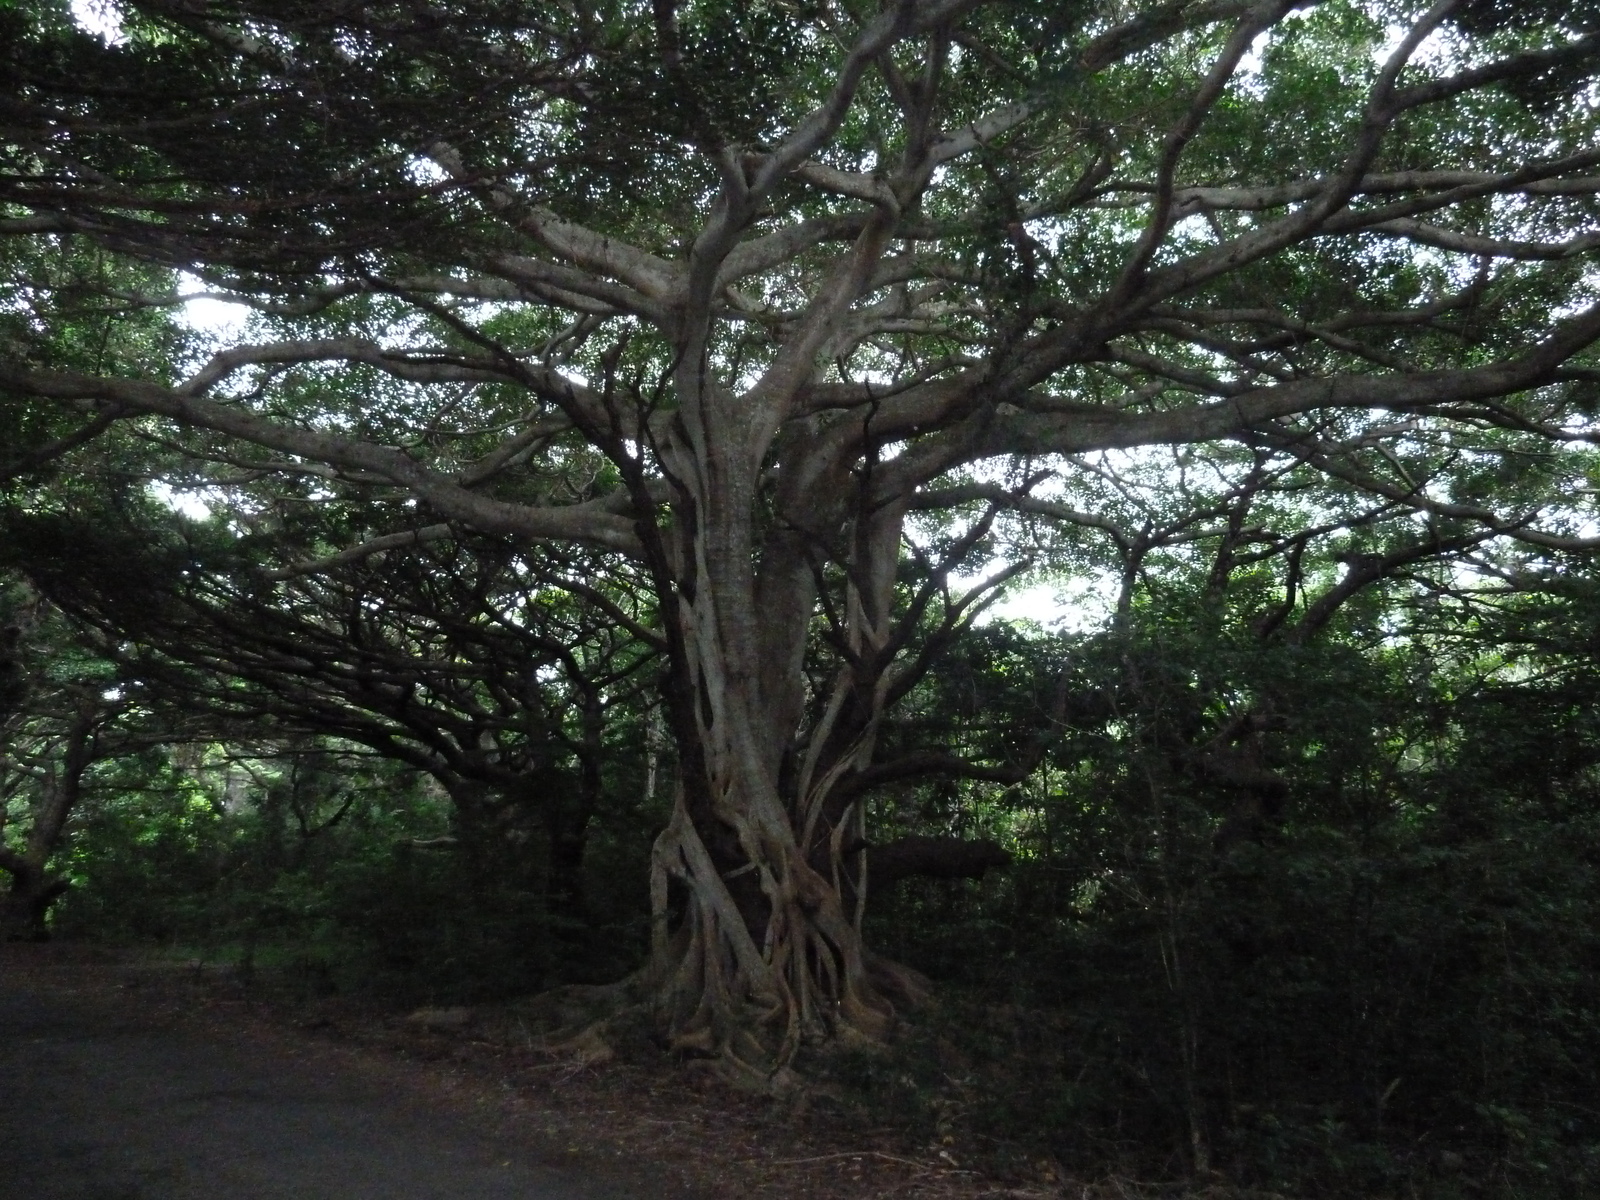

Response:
(0, 943), (1071, 1200)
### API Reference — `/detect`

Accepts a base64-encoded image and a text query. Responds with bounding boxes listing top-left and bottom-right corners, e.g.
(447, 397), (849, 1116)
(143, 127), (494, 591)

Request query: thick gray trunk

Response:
(642, 403), (920, 1068)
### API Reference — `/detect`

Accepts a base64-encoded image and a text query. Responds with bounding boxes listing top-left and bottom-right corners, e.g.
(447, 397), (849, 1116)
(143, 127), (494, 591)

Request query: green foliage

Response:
(51, 752), (230, 941)
(54, 742), (657, 1002)
(861, 584), (1600, 1197)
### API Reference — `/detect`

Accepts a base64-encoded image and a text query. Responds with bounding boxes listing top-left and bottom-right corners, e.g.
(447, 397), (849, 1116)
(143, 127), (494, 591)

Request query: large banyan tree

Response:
(4, 0), (1600, 1070)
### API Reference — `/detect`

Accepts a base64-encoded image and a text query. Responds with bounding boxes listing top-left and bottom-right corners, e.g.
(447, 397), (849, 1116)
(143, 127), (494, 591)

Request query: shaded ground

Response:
(0, 945), (1227, 1200)
(0, 949), (697, 1200)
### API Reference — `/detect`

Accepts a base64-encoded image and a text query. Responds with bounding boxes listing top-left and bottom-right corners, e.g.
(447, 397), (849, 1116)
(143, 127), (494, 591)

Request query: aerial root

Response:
(634, 790), (936, 1085)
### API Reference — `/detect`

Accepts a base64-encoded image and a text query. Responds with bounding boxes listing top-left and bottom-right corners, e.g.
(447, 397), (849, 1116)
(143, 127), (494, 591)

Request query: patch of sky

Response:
(405, 156), (451, 187)
(148, 481), (213, 522)
(923, 456), (1123, 631)
(1233, 29), (1271, 98)
(1562, 407), (1600, 435)
(1387, 242), (1483, 292)
(458, 299), (512, 326)
(1162, 213), (1217, 260)
(959, 570), (1117, 633)
(1552, 264), (1600, 322)
(331, 31), (369, 64)
(1374, 16), (1455, 73)
(174, 273), (253, 342)
(876, 437), (912, 462)
(69, 0), (124, 43)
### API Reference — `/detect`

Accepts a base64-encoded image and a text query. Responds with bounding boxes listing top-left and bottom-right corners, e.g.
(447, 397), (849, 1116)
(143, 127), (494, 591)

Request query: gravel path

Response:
(0, 977), (675, 1200)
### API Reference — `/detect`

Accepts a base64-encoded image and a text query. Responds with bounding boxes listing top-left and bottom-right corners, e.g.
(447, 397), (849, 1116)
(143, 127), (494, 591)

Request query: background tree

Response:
(0, 574), (172, 938)
(859, 542), (1600, 1195)
(0, 490), (662, 931)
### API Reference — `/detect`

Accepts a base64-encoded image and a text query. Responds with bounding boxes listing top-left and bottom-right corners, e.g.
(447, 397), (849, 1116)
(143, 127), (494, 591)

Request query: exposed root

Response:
(503, 979), (648, 1071)
(544, 1022), (618, 1066)
(863, 949), (933, 1008)
(510, 980), (637, 1036)
(644, 788), (908, 1083)
(504, 794), (935, 1097)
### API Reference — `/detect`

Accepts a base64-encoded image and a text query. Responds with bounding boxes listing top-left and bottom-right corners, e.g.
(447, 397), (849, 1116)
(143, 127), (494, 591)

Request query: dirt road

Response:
(0, 971), (686, 1200)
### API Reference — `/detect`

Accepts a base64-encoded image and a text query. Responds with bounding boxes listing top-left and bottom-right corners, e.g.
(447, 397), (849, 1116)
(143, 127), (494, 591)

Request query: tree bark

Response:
(867, 836), (1013, 889)
(0, 852), (69, 942)
(636, 366), (936, 1071)
(0, 709), (92, 941)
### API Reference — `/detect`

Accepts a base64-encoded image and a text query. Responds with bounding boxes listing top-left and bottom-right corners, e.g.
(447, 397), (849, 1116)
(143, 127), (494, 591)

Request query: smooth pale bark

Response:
(632, 335), (950, 1064)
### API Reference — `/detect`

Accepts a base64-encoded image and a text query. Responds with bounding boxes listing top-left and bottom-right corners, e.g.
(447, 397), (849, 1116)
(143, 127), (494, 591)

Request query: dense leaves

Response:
(864, 581), (1600, 1196)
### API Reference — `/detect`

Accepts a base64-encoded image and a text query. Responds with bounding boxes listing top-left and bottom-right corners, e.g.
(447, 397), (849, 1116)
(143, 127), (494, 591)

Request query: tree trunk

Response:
(543, 686), (605, 926)
(543, 808), (590, 925)
(638, 381), (920, 1073)
(0, 857), (69, 941)
(0, 709), (94, 941)
(622, 187), (972, 1074)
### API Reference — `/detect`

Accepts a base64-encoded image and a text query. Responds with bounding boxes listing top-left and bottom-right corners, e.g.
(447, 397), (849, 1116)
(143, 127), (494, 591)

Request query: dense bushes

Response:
(52, 751), (656, 1003)
(864, 599), (1600, 1197)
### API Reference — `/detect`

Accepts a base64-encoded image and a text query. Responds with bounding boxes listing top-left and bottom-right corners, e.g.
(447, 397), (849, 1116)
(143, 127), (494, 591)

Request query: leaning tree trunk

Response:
(542, 684), (606, 927)
(0, 710), (93, 941)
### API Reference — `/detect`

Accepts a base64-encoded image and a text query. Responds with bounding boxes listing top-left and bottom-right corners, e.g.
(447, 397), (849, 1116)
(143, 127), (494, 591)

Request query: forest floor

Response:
(0, 943), (1270, 1200)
